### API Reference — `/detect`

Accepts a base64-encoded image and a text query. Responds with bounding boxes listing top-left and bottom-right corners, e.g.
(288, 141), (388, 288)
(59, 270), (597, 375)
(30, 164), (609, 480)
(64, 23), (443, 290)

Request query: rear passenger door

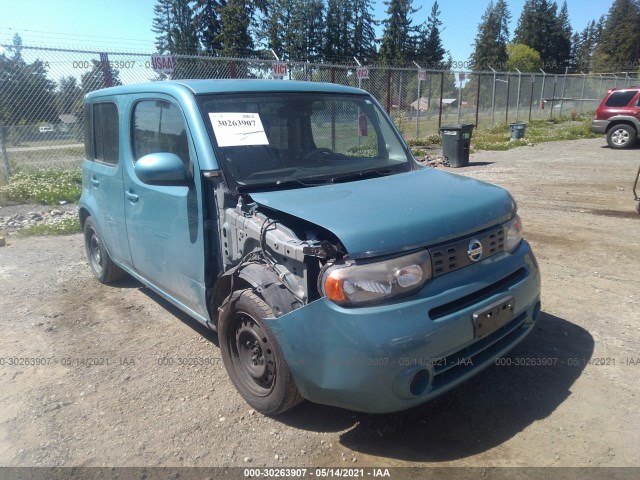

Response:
(122, 95), (207, 318)
(84, 100), (132, 267)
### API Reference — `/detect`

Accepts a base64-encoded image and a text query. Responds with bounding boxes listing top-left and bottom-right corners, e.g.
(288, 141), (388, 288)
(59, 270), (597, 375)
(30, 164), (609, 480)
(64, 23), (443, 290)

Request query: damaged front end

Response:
(212, 193), (345, 321)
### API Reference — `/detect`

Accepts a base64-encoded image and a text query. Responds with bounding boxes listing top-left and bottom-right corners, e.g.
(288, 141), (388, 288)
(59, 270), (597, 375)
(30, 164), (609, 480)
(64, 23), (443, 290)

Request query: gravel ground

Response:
(0, 138), (638, 472)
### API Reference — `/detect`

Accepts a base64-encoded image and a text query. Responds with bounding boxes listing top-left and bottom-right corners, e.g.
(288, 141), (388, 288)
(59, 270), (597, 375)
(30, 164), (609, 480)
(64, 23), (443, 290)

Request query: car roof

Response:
(85, 79), (366, 100)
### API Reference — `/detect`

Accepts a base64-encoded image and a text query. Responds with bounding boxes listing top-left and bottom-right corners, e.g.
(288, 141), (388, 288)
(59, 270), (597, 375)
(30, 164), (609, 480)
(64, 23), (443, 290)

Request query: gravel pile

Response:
(0, 203), (78, 232)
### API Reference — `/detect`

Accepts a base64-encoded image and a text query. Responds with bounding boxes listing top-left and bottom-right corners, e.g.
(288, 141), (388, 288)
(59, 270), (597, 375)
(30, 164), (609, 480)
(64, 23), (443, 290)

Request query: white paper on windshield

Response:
(209, 112), (269, 147)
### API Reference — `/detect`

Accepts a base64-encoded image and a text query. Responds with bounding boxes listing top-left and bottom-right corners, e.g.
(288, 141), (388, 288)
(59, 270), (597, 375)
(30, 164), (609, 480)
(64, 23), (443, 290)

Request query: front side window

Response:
(132, 100), (190, 168)
(197, 92), (411, 191)
(605, 90), (638, 107)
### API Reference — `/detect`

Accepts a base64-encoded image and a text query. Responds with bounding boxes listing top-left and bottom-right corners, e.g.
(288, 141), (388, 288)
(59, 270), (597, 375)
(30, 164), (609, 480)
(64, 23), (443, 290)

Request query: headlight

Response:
(320, 250), (432, 307)
(504, 214), (522, 252)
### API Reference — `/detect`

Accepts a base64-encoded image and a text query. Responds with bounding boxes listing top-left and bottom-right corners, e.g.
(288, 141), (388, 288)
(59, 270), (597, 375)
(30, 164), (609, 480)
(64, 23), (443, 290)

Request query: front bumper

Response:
(590, 119), (609, 134)
(267, 241), (541, 413)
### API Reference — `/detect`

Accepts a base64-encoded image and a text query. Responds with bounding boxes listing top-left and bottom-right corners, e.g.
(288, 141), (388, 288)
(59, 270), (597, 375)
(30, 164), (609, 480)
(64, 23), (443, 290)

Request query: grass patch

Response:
(470, 118), (599, 151)
(18, 216), (81, 237)
(0, 168), (82, 205)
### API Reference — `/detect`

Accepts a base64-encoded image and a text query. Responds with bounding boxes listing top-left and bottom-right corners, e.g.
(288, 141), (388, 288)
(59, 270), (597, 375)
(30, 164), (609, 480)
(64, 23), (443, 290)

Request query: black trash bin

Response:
(510, 122), (526, 140)
(439, 124), (474, 167)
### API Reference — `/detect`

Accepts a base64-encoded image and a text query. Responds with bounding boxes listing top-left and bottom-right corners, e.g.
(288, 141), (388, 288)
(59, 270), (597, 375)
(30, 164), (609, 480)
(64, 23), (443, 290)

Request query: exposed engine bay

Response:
(219, 194), (345, 309)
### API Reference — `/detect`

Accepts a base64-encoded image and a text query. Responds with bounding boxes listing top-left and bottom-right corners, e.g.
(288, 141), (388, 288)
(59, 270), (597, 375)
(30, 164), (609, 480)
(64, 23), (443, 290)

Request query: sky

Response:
(0, 0), (614, 66)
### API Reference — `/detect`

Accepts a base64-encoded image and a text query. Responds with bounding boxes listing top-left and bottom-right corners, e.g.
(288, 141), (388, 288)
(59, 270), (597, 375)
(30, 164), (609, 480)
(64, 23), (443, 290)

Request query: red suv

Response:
(591, 87), (640, 149)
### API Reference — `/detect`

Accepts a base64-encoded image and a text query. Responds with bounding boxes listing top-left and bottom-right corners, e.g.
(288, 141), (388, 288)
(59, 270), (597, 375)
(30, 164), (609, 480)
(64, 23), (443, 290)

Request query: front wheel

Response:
(218, 289), (303, 415)
(606, 125), (637, 149)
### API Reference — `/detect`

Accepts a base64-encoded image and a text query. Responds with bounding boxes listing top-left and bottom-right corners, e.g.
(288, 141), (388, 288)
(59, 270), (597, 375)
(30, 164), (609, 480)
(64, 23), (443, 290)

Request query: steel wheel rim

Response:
(612, 129), (629, 145)
(87, 228), (103, 274)
(229, 312), (276, 397)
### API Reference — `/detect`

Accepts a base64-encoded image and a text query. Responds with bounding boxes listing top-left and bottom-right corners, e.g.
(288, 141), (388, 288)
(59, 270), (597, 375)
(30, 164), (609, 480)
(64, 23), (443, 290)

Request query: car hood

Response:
(249, 168), (515, 258)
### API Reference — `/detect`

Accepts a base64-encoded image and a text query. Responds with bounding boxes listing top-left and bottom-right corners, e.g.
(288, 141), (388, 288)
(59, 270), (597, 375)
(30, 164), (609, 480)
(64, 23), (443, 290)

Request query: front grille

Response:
(429, 267), (527, 320)
(430, 226), (504, 277)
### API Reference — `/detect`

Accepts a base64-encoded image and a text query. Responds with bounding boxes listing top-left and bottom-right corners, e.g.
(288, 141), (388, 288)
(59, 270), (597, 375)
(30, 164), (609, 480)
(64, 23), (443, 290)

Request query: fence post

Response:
(475, 73), (481, 128)
(456, 72), (462, 123)
(386, 69), (392, 114)
(550, 76), (557, 120)
(579, 72), (587, 114)
(505, 74), (510, 124)
(515, 68), (522, 120)
(413, 62), (422, 139)
(539, 69), (547, 118)
(330, 68), (336, 150)
(597, 74), (604, 103)
(559, 66), (568, 117)
(438, 71), (444, 129)
(528, 75), (535, 121)
(490, 67), (497, 127)
(1, 126), (11, 178)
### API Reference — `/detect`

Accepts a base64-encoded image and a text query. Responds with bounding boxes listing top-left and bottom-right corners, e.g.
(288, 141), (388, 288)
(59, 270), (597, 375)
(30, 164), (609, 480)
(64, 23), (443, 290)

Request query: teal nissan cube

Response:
(80, 80), (541, 415)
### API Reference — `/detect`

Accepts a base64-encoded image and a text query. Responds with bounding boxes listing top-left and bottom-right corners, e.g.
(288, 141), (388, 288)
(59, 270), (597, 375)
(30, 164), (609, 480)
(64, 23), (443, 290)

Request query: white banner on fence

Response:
(356, 67), (369, 80)
(272, 62), (288, 79)
(151, 55), (174, 74)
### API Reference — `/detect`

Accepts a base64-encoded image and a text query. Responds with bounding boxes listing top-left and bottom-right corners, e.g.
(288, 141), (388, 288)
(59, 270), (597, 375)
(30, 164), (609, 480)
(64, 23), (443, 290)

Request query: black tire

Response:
(83, 216), (127, 283)
(606, 124), (637, 149)
(219, 289), (303, 415)
(635, 200), (640, 214)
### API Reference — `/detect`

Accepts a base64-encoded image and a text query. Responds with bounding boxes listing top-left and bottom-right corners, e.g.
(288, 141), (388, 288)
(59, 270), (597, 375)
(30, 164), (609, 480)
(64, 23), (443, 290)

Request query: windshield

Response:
(197, 92), (411, 191)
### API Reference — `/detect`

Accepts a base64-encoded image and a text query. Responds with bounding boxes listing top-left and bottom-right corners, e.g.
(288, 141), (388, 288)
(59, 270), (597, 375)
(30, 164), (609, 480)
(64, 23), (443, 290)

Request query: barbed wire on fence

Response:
(1, 44), (638, 176)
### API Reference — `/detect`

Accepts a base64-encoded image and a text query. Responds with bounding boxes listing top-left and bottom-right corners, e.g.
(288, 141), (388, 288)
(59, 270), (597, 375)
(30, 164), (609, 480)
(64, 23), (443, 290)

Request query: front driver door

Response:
(122, 95), (207, 319)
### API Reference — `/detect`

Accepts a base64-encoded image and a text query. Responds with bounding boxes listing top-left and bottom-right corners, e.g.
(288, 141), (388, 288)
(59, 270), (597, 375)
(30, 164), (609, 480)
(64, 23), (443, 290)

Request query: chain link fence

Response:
(1, 44), (638, 176)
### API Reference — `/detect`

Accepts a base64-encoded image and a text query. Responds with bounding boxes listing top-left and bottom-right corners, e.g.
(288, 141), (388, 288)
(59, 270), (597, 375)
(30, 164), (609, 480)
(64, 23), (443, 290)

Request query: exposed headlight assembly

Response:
(320, 250), (432, 307)
(504, 214), (523, 253)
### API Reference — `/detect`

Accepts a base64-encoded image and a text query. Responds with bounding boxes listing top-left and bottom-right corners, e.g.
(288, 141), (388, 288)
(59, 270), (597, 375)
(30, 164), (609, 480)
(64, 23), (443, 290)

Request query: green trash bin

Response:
(510, 122), (526, 140)
(439, 124), (474, 167)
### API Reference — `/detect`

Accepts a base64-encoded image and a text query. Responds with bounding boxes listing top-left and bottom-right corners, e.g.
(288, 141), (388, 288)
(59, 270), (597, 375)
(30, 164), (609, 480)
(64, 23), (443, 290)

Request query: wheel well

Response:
(606, 121), (638, 135)
(79, 208), (90, 229)
(210, 262), (301, 328)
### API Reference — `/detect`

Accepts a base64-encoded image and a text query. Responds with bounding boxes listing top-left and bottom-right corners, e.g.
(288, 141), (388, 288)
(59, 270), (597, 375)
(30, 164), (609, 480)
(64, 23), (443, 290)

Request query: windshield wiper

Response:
(236, 176), (330, 192)
(329, 168), (393, 183)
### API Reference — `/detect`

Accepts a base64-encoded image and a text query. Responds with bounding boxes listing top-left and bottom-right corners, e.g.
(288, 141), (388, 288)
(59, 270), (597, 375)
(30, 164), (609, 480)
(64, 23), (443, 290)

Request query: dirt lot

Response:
(0, 138), (638, 472)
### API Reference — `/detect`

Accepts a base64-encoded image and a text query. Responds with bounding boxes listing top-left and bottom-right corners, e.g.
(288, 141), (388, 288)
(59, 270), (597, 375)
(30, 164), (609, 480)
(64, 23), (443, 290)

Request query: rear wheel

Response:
(83, 216), (127, 283)
(606, 124), (637, 149)
(219, 289), (303, 415)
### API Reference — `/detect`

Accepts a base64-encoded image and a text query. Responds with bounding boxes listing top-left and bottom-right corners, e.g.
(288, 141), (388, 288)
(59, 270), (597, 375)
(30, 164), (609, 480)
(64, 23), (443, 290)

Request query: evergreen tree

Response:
(218, 0), (254, 56)
(514, 0), (573, 71)
(171, 0), (199, 54)
(469, 0), (511, 71)
(416, 1), (446, 68)
(593, 0), (640, 72)
(0, 34), (57, 125)
(352, 0), (378, 62)
(379, 0), (417, 65)
(553, 1), (572, 69)
(55, 76), (82, 115)
(152, 0), (174, 54)
(77, 60), (122, 102)
(323, 0), (342, 61)
(193, 0), (227, 54)
(323, 0), (352, 62)
(571, 20), (600, 72)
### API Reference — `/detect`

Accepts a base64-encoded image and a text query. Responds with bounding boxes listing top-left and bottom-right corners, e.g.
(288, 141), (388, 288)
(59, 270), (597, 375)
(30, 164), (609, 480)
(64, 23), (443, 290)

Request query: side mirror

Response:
(134, 153), (189, 186)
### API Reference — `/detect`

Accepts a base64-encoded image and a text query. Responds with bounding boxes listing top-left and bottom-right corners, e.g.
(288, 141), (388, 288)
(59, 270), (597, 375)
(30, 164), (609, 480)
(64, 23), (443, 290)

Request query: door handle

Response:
(90, 177), (99, 187)
(125, 191), (139, 203)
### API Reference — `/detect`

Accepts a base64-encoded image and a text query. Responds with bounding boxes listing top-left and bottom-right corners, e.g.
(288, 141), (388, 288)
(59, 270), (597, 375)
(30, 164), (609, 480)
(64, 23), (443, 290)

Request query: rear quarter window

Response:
(89, 102), (120, 165)
(605, 91), (639, 107)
